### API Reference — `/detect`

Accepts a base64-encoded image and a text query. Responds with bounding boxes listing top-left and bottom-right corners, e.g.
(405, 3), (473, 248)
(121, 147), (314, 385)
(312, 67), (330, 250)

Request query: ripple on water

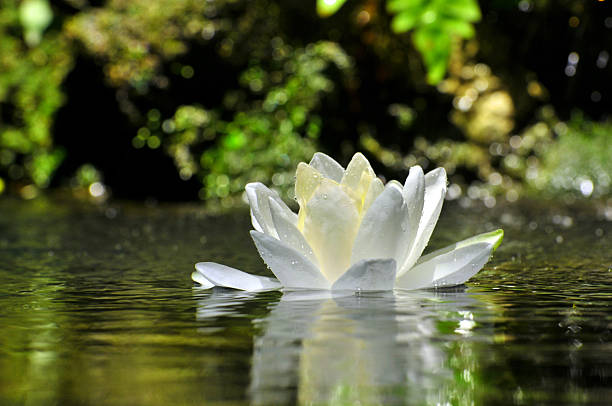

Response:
(0, 198), (612, 405)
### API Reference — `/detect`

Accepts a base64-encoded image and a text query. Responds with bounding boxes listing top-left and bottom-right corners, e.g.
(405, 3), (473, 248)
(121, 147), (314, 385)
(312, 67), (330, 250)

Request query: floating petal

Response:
(302, 179), (360, 283)
(251, 231), (331, 289)
(194, 262), (281, 291)
(332, 258), (396, 291)
(396, 229), (503, 290)
(191, 270), (215, 289)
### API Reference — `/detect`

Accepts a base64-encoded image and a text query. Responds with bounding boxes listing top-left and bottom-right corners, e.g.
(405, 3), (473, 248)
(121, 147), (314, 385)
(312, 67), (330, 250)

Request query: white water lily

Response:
(192, 152), (503, 292)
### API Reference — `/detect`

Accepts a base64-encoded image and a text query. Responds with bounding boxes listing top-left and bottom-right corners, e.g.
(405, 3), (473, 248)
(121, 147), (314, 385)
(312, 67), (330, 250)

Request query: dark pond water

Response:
(1, 197), (612, 405)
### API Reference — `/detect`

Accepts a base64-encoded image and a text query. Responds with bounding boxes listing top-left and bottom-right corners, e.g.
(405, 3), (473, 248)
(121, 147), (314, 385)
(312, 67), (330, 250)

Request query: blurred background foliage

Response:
(0, 0), (610, 207)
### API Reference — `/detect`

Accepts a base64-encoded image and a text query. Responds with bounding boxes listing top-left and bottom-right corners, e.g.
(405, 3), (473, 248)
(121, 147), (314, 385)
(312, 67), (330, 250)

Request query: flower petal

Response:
(403, 166), (425, 223)
(302, 179), (360, 283)
(386, 180), (403, 193)
(340, 152), (375, 197)
(191, 270), (215, 289)
(309, 152), (345, 183)
(194, 262), (282, 291)
(295, 163), (327, 207)
(246, 182), (296, 237)
(399, 167), (447, 274)
(268, 197), (319, 267)
(351, 185), (410, 266)
(396, 229), (503, 290)
(362, 177), (384, 213)
(395, 166), (425, 277)
(295, 163), (328, 230)
(250, 231), (331, 289)
(332, 258), (396, 291)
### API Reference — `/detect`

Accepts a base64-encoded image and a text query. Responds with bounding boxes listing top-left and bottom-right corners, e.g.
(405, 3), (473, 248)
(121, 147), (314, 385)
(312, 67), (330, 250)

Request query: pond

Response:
(1, 197), (611, 405)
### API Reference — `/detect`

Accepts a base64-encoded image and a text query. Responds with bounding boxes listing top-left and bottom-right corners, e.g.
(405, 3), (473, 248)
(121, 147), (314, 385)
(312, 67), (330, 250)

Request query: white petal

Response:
(194, 262), (281, 291)
(400, 167), (447, 273)
(362, 177), (384, 214)
(191, 270), (215, 289)
(302, 179), (360, 283)
(245, 183), (296, 237)
(341, 152), (375, 195)
(332, 258), (396, 291)
(309, 152), (345, 182)
(403, 166), (425, 222)
(396, 229), (503, 290)
(249, 210), (264, 233)
(268, 197), (319, 267)
(386, 180), (403, 193)
(395, 166), (425, 277)
(351, 185), (410, 266)
(250, 231), (331, 289)
(295, 163), (326, 207)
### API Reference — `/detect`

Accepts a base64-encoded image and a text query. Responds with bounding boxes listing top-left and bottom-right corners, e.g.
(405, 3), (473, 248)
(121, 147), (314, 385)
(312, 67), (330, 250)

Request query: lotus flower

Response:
(192, 152), (503, 292)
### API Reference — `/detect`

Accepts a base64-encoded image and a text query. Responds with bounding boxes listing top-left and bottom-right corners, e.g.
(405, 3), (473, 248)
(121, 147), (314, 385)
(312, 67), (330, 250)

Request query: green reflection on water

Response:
(1, 197), (612, 405)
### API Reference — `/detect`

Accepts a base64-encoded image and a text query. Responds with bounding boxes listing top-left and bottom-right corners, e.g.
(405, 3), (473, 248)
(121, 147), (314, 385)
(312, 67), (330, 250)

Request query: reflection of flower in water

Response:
(194, 290), (257, 319)
(195, 290), (486, 405)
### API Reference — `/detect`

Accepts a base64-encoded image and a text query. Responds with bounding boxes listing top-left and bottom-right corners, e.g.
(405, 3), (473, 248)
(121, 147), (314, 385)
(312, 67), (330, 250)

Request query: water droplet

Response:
(322, 194), (328, 199)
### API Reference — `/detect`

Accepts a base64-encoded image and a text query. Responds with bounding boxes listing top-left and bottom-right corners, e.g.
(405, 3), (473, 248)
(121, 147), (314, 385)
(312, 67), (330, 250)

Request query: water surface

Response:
(1, 197), (611, 405)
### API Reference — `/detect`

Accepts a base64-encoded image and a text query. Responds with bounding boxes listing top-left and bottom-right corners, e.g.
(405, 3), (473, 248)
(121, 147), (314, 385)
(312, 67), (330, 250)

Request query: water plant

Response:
(192, 152), (503, 291)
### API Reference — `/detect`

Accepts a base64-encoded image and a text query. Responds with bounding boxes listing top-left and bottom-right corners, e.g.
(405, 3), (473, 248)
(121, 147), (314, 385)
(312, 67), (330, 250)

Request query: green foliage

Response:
(2, 0), (606, 207)
(534, 115), (612, 198)
(66, 0), (282, 90)
(147, 41), (353, 207)
(317, 0), (348, 18)
(388, 0), (480, 84)
(0, 0), (72, 189)
(65, 0), (216, 88)
(317, 0), (481, 84)
(19, 0), (52, 46)
(73, 164), (102, 188)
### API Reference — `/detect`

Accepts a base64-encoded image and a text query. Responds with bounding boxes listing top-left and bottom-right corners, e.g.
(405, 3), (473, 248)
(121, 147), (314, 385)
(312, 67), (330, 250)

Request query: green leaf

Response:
(442, 0), (481, 22)
(223, 130), (247, 150)
(440, 19), (475, 38)
(316, 0), (348, 17)
(425, 57), (447, 84)
(30, 148), (65, 187)
(391, 11), (420, 33)
(387, 0), (425, 13)
(412, 27), (433, 52)
(413, 28), (451, 84)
